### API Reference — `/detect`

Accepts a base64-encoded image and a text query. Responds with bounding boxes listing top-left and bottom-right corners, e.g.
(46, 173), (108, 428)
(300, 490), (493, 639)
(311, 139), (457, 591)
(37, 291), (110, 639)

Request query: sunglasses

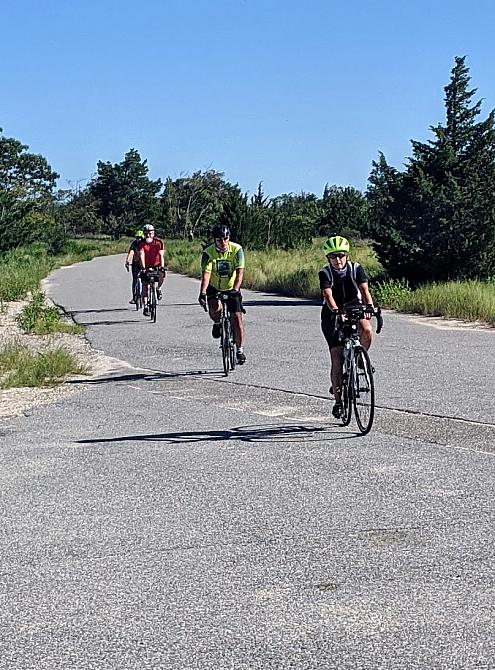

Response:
(328, 253), (347, 259)
(215, 236), (229, 241)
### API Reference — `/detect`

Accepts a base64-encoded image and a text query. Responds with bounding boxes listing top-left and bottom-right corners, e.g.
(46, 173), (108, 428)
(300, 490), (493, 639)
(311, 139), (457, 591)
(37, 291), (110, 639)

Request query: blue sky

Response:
(2, 0), (495, 197)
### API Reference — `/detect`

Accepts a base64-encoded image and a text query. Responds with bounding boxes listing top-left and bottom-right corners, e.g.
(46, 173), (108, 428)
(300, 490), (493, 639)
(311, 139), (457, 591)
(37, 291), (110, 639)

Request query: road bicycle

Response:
(202, 292), (238, 376)
(338, 305), (383, 435)
(142, 268), (161, 323)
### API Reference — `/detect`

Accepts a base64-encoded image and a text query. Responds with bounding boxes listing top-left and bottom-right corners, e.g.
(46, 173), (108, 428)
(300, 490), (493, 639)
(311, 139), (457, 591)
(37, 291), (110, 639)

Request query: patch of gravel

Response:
(0, 296), (132, 420)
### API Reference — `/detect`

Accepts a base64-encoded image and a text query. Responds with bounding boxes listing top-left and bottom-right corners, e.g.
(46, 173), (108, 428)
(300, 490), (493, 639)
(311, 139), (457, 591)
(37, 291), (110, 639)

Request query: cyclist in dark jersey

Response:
(319, 235), (375, 419)
(125, 229), (144, 303)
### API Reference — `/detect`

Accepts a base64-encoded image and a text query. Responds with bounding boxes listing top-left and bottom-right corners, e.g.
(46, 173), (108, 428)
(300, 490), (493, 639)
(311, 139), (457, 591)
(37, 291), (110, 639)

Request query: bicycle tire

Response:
(134, 278), (142, 310)
(149, 284), (157, 323)
(340, 366), (352, 426)
(229, 317), (236, 371)
(221, 318), (230, 376)
(353, 345), (375, 434)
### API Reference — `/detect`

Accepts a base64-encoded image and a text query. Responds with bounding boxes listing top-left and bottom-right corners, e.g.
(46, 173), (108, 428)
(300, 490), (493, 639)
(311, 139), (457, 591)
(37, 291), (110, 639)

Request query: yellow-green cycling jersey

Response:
(201, 242), (245, 291)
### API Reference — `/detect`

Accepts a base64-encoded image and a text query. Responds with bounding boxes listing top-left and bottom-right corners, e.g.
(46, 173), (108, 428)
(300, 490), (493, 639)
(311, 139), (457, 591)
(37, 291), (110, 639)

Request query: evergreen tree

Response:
(319, 185), (369, 239)
(88, 149), (161, 238)
(367, 57), (495, 282)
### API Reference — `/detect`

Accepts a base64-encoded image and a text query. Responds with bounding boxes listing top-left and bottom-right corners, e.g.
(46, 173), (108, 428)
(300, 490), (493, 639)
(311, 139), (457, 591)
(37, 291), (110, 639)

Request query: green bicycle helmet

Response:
(134, 229), (144, 238)
(323, 235), (350, 255)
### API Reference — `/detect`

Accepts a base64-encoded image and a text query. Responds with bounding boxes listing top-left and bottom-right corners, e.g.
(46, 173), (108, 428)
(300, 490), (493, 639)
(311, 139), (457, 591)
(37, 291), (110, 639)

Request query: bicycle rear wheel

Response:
(221, 318), (230, 376)
(353, 345), (375, 434)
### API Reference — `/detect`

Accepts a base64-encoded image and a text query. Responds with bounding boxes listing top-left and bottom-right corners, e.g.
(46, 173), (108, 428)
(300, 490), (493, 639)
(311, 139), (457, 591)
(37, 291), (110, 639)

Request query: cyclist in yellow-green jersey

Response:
(198, 224), (246, 364)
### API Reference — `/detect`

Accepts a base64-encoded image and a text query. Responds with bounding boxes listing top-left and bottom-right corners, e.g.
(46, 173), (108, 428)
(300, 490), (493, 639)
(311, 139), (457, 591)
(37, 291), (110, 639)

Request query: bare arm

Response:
(233, 268), (244, 292)
(199, 271), (211, 295)
(322, 287), (339, 311)
(359, 282), (374, 307)
(139, 249), (146, 270)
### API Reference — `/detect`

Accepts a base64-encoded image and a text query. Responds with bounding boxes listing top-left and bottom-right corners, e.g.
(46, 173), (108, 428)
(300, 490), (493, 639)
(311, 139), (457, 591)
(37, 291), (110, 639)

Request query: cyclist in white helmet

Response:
(138, 224), (166, 316)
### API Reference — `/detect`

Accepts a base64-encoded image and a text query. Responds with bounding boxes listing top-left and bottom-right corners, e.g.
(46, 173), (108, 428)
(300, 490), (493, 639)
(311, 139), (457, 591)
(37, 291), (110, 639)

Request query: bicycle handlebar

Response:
(338, 305), (383, 334)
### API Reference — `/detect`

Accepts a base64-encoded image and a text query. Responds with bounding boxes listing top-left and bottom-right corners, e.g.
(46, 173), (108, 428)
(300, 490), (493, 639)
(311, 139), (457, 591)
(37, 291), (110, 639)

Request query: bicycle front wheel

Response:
(150, 285), (157, 323)
(221, 318), (230, 376)
(340, 368), (353, 426)
(229, 318), (236, 371)
(353, 345), (375, 434)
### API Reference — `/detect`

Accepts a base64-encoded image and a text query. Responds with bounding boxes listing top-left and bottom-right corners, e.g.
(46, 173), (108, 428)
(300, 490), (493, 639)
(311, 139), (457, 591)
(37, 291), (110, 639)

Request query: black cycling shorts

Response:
(206, 286), (243, 313)
(321, 307), (342, 349)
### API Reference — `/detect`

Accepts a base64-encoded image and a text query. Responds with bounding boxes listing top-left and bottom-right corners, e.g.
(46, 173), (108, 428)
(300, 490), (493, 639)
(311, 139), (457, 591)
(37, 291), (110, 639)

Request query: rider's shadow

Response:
(76, 422), (359, 446)
(77, 424), (357, 444)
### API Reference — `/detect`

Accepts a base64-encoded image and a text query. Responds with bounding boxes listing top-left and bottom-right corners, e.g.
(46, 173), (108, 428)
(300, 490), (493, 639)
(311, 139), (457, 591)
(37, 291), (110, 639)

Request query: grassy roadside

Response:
(166, 238), (495, 326)
(0, 342), (86, 389)
(0, 238), (128, 389)
(0, 238), (129, 303)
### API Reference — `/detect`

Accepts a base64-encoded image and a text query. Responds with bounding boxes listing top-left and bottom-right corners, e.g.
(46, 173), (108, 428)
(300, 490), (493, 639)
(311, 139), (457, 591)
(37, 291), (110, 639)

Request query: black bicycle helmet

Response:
(212, 224), (231, 239)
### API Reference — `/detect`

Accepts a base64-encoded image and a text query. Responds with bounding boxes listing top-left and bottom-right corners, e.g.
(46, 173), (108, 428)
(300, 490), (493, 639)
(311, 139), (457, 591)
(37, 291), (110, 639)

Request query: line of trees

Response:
(2, 57), (495, 282)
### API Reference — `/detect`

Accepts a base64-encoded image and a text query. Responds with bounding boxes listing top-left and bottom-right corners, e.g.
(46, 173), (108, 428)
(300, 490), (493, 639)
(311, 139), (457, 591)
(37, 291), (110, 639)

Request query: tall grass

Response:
(0, 342), (86, 388)
(166, 238), (384, 299)
(403, 280), (495, 325)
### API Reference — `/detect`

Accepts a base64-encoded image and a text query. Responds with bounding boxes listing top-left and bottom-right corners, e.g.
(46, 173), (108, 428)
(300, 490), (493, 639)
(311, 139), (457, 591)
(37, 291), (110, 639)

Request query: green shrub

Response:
(372, 279), (412, 309)
(16, 292), (83, 335)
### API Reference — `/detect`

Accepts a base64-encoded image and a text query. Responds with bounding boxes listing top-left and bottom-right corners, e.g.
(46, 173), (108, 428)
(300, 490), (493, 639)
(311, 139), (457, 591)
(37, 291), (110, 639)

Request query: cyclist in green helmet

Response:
(319, 235), (375, 419)
(125, 229), (144, 304)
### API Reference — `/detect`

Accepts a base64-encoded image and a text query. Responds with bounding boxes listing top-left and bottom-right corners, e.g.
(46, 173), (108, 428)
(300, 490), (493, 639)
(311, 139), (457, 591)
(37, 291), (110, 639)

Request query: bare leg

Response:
(358, 319), (373, 350)
(208, 299), (221, 322)
(330, 346), (344, 402)
(231, 312), (244, 348)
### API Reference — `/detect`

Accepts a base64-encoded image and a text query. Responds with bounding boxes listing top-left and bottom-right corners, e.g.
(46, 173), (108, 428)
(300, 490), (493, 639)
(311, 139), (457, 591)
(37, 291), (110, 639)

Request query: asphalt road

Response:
(1, 253), (494, 669)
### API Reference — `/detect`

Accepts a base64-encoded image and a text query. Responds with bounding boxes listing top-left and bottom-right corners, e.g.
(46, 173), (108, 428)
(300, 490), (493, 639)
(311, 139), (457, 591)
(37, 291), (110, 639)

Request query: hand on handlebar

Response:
(364, 304), (375, 319)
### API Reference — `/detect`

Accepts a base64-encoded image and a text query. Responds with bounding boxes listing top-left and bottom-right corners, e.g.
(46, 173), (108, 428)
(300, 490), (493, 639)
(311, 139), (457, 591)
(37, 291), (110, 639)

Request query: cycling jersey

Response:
(201, 242), (245, 291)
(319, 262), (368, 309)
(128, 239), (142, 266)
(138, 238), (164, 268)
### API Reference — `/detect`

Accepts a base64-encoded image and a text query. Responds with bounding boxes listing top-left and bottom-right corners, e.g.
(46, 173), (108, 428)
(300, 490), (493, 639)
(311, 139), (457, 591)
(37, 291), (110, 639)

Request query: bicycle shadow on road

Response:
(67, 369), (222, 385)
(76, 422), (358, 446)
(69, 308), (130, 315)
